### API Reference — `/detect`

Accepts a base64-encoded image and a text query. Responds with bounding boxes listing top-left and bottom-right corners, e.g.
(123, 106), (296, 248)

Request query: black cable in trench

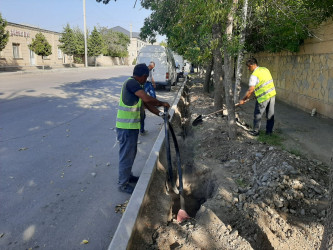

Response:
(164, 107), (186, 211)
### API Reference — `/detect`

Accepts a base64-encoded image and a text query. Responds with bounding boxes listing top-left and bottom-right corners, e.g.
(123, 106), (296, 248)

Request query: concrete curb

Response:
(108, 80), (186, 250)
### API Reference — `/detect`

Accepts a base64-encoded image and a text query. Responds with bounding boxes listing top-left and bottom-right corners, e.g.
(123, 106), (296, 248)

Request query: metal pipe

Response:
(83, 0), (88, 67)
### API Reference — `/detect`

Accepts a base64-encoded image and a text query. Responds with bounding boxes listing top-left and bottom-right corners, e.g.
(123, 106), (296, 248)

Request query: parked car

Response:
(136, 45), (177, 91)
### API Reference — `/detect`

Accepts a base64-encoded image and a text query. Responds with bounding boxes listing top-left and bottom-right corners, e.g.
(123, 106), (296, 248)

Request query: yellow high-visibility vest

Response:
(252, 67), (276, 103)
(116, 77), (142, 129)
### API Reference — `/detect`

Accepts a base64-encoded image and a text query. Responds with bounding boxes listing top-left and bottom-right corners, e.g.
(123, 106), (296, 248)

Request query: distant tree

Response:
(72, 27), (85, 64)
(99, 27), (130, 58)
(0, 13), (9, 52)
(59, 24), (76, 67)
(159, 41), (167, 47)
(88, 27), (104, 66)
(28, 32), (52, 70)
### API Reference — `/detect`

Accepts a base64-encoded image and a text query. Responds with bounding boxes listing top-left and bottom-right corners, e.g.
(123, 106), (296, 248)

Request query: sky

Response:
(0, 0), (164, 41)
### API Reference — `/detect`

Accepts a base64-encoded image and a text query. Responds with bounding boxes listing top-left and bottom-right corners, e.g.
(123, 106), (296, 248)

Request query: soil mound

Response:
(150, 77), (329, 249)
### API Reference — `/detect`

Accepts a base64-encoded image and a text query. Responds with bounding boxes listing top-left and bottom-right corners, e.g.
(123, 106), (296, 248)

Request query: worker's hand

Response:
(159, 111), (170, 120)
(162, 102), (170, 108)
(153, 82), (156, 88)
(239, 100), (245, 105)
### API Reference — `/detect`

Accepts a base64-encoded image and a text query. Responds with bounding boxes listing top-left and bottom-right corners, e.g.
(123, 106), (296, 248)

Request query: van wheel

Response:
(165, 84), (171, 91)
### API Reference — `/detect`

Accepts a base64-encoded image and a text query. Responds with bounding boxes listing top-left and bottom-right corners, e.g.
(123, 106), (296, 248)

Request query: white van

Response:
(136, 45), (177, 91)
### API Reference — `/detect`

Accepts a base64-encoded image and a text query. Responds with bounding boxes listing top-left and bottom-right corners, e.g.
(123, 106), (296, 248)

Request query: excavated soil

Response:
(133, 76), (329, 250)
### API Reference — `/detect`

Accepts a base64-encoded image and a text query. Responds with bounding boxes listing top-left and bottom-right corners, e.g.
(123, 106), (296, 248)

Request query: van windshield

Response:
(137, 56), (168, 67)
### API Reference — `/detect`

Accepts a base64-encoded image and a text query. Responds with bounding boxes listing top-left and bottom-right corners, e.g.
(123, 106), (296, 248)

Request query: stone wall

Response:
(88, 55), (129, 66)
(242, 18), (333, 119)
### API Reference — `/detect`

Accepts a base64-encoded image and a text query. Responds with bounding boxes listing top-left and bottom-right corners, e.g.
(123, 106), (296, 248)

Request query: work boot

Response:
(265, 131), (272, 136)
(118, 184), (134, 194)
(129, 175), (139, 183)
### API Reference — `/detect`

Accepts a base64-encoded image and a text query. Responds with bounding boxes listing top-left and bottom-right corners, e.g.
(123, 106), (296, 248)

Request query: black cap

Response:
(133, 63), (149, 77)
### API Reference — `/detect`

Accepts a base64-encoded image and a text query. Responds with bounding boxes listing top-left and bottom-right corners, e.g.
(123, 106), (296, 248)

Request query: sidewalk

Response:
(238, 91), (333, 166)
(0, 65), (131, 76)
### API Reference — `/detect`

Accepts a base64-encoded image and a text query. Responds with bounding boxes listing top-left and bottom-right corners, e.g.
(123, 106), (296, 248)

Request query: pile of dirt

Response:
(150, 77), (329, 249)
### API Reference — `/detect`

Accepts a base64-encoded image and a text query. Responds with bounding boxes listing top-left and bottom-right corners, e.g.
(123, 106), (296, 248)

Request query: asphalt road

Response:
(0, 66), (180, 250)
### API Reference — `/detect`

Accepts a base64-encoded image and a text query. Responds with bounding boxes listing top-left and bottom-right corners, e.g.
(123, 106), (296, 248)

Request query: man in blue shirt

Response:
(140, 62), (156, 135)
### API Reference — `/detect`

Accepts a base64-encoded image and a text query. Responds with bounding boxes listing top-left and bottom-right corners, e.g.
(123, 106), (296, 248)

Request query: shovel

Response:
(192, 98), (252, 126)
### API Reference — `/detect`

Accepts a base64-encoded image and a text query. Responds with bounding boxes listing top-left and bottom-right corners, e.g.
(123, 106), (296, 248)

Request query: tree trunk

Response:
(42, 58), (45, 70)
(204, 57), (214, 93)
(234, 0), (249, 104)
(212, 23), (224, 111)
(95, 56), (97, 67)
(223, 0), (238, 139)
(320, 149), (333, 249)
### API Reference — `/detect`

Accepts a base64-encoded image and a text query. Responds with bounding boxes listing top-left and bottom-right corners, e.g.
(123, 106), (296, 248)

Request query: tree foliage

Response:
(72, 26), (85, 56)
(29, 32), (52, 69)
(99, 27), (130, 57)
(96, 0), (113, 4)
(0, 13), (9, 52)
(245, 0), (333, 53)
(88, 26), (104, 57)
(59, 24), (76, 56)
(28, 32), (52, 57)
(140, 0), (216, 65)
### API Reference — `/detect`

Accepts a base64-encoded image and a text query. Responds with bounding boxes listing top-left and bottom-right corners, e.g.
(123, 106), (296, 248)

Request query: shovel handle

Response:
(235, 97), (253, 107)
(205, 98), (251, 116)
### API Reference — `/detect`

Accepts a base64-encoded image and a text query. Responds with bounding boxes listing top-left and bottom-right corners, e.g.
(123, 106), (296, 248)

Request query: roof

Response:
(111, 26), (141, 39)
(7, 22), (62, 35)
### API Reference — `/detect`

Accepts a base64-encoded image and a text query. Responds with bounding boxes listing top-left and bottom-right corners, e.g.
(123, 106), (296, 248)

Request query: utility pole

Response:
(83, 0), (88, 67)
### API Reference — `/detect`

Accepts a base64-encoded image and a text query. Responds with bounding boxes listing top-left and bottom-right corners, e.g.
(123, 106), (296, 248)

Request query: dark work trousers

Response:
(253, 96), (275, 133)
(140, 110), (146, 133)
(116, 128), (139, 186)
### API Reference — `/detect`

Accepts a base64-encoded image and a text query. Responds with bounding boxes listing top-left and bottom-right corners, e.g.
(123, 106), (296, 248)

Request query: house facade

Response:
(0, 22), (70, 70)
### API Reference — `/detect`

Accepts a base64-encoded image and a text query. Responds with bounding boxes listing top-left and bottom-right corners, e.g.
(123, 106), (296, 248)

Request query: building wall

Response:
(0, 22), (70, 69)
(88, 55), (129, 66)
(243, 18), (333, 119)
(127, 37), (147, 65)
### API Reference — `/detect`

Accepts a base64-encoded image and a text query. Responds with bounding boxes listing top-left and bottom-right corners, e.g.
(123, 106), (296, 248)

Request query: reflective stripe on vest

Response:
(116, 77), (142, 129)
(252, 67), (276, 103)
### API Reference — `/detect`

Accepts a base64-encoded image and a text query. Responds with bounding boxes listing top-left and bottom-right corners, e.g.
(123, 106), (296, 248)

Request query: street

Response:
(0, 66), (180, 250)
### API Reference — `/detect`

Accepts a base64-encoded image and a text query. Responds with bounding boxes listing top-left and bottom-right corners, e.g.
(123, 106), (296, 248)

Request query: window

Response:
(13, 43), (20, 58)
(57, 48), (63, 59)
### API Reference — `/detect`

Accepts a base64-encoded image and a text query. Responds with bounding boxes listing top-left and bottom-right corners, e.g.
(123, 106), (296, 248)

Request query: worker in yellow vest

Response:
(116, 63), (170, 194)
(239, 57), (276, 136)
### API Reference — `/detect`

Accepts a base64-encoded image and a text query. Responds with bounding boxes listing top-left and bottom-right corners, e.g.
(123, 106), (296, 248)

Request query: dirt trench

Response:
(130, 78), (329, 250)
